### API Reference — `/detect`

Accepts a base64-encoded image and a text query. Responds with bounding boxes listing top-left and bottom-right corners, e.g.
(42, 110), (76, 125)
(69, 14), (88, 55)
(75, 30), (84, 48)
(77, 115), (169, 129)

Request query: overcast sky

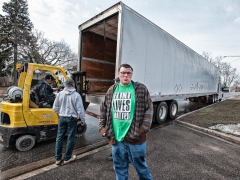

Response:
(1, 0), (240, 71)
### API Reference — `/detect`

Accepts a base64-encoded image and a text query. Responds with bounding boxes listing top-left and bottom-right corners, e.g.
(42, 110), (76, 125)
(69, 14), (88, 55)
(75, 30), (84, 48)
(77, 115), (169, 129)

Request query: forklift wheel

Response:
(16, 135), (36, 151)
(76, 122), (87, 137)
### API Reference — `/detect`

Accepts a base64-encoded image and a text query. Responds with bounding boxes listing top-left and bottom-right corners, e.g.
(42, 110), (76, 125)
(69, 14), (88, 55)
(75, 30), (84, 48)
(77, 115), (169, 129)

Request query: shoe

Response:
(63, 155), (76, 165)
(55, 160), (61, 165)
(106, 154), (113, 161)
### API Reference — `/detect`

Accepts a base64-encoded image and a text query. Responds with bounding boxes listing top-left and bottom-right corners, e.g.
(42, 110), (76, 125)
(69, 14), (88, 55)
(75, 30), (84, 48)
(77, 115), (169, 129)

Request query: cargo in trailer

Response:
(77, 2), (223, 124)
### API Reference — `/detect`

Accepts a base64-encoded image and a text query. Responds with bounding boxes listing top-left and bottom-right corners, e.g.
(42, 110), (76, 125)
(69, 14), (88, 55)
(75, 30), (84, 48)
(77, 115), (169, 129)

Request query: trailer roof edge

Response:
(78, 1), (122, 30)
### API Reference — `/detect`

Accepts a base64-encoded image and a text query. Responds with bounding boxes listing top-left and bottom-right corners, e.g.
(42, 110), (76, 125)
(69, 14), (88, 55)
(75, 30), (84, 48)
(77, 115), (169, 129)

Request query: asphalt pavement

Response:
(8, 123), (240, 180)
(1, 93), (240, 180)
(3, 99), (240, 180)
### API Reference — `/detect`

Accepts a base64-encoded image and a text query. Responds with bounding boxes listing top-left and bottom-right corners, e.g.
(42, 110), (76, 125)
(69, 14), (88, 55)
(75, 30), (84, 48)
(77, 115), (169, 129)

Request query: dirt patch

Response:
(178, 95), (240, 137)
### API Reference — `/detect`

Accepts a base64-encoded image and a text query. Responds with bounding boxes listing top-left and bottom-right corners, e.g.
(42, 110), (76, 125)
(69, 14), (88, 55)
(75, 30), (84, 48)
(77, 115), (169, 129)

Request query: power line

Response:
(31, 10), (78, 26)
(223, 56), (240, 58)
(229, 58), (240, 64)
(28, 9), (79, 50)
(31, 16), (77, 30)
(29, 10), (79, 31)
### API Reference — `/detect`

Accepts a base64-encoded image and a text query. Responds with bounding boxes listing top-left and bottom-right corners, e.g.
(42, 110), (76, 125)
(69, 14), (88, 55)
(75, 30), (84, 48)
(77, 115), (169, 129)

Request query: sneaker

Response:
(55, 160), (61, 165)
(63, 155), (76, 165)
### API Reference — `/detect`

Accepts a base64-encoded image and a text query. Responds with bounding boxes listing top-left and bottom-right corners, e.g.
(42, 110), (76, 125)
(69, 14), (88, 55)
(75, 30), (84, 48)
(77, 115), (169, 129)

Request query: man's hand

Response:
(53, 88), (58, 92)
(102, 132), (106, 137)
(99, 127), (106, 137)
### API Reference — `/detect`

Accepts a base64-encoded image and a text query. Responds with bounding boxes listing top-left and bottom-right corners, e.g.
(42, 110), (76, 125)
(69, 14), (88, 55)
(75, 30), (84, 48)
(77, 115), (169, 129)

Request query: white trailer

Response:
(77, 2), (223, 124)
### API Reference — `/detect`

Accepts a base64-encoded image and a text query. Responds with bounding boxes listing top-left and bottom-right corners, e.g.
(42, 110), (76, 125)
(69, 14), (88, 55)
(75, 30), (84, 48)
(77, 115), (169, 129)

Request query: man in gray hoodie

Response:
(53, 78), (85, 165)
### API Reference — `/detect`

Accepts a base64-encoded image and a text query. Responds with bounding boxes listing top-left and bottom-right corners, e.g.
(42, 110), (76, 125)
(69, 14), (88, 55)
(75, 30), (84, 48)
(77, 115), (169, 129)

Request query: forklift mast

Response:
(71, 71), (89, 110)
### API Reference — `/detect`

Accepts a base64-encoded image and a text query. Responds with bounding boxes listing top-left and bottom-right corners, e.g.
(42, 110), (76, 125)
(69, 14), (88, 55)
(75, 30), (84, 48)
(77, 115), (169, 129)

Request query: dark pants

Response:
(55, 116), (77, 161)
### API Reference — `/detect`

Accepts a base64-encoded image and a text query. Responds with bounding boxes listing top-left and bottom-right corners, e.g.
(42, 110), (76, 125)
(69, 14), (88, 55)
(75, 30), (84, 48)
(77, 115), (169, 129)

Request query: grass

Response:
(179, 97), (240, 128)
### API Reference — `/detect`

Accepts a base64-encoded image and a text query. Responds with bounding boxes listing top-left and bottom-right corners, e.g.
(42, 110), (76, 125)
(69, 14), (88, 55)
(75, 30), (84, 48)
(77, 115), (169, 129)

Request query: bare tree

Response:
(202, 51), (214, 63)
(202, 51), (222, 67)
(32, 30), (77, 68)
(202, 51), (239, 87)
(219, 62), (238, 87)
(230, 78), (240, 92)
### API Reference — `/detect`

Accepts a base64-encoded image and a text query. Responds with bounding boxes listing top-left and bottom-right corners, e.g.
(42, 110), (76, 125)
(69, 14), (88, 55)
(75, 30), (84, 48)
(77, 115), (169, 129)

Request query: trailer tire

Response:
(208, 95), (216, 104)
(16, 135), (36, 151)
(156, 102), (168, 124)
(167, 100), (178, 120)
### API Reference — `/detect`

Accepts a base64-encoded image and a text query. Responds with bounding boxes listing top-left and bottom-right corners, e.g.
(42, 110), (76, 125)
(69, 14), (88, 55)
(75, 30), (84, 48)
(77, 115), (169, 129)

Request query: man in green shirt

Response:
(99, 64), (153, 180)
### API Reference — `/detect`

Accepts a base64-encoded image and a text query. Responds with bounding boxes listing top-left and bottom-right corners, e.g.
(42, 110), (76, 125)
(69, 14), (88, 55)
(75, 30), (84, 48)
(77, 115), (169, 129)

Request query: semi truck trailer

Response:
(78, 2), (222, 124)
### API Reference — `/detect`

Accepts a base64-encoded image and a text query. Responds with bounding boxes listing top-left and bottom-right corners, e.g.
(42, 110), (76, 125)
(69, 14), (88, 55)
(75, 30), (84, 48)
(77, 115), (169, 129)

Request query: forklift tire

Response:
(76, 122), (87, 137)
(16, 135), (36, 151)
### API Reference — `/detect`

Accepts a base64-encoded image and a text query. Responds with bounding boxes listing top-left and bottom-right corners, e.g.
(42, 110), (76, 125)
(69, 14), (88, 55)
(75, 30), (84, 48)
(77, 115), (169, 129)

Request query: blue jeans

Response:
(55, 116), (77, 161)
(112, 141), (152, 180)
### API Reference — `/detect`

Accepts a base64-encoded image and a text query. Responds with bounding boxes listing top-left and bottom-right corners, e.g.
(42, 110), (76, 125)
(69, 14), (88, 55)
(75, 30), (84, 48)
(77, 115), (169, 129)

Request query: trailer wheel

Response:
(207, 95), (216, 104)
(16, 135), (36, 151)
(156, 102), (168, 124)
(168, 100), (178, 120)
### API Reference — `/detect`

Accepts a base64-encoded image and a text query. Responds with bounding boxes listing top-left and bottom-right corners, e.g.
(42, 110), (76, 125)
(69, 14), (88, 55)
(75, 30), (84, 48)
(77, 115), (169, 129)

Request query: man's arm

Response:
(76, 94), (86, 123)
(52, 94), (60, 114)
(139, 86), (154, 135)
(99, 96), (108, 136)
(98, 85), (114, 136)
(40, 83), (55, 99)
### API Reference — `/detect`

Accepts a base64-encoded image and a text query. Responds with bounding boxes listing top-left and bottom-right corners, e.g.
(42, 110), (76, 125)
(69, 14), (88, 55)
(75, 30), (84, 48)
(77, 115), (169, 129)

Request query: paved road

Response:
(0, 92), (239, 173)
(0, 98), (211, 171)
(0, 114), (104, 172)
(13, 123), (240, 180)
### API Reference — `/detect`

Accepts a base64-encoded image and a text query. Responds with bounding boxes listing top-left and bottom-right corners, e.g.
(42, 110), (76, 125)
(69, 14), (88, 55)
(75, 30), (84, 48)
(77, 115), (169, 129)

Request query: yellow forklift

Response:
(0, 63), (87, 151)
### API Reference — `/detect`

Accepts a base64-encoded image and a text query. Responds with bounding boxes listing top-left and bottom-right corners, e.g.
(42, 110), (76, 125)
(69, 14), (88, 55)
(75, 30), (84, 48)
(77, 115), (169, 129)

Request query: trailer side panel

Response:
(119, 4), (219, 98)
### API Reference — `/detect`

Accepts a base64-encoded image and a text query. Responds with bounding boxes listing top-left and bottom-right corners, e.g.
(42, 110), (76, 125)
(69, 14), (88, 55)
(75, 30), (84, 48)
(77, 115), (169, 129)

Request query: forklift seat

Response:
(30, 90), (39, 105)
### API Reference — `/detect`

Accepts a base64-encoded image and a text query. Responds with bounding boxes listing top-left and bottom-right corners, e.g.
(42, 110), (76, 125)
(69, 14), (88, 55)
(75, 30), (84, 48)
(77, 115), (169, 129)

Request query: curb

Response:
(0, 139), (108, 180)
(174, 120), (240, 145)
(1, 95), (240, 179)
(174, 97), (240, 145)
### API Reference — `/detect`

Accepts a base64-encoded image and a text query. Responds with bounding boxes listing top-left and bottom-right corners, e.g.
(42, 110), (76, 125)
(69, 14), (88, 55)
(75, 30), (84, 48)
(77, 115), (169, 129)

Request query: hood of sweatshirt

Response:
(63, 87), (76, 95)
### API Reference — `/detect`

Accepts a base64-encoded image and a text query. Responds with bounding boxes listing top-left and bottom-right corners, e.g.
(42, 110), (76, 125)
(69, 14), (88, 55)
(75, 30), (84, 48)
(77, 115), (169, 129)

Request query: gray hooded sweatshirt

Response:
(53, 87), (85, 122)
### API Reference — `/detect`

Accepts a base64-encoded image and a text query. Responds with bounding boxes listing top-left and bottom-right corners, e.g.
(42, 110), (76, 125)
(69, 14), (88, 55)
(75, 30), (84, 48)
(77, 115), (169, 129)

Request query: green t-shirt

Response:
(111, 82), (136, 141)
